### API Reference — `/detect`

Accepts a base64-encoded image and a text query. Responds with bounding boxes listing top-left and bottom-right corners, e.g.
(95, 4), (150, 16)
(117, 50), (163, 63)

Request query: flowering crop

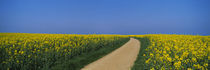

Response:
(0, 33), (127, 70)
(142, 35), (209, 70)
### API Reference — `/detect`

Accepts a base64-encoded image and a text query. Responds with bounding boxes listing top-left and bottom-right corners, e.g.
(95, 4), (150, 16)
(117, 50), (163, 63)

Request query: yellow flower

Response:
(204, 63), (208, 67)
(8, 51), (11, 55)
(145, 58), (150, 64)
(179, 57), (183, 61)
(14, 50), (17, 53)
(14, 50), (17, 55)
(193, 64), (201, 69)
(44, 41), (49, 44)
(182, 51), (189, 58)
(175, 55), (179, 59)
(150, 67), (155, 70)
(174, 61), (181, 68)
(19, 51), (24, 54)
(163, 51), (166, 54)
(150, 53), (153, 57)
(28, 55), (31, 58)
(16, 60), (19, 63)
(167, 57), (172, 62)
(187, 68), (192, 70)
(192, 57), (197, 62)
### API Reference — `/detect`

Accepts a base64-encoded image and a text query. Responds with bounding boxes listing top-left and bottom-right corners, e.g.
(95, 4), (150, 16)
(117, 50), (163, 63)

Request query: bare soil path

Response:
(81, 38), (140, 70)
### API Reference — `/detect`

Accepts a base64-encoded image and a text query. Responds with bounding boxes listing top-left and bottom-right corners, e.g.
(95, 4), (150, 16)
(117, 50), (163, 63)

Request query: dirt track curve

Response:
(81, 38), (140, 70)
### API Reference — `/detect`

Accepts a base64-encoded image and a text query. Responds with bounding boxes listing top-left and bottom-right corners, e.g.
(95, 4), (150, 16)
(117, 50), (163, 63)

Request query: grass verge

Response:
(50, 38), (129, 70)
(132, 37), (150, 70)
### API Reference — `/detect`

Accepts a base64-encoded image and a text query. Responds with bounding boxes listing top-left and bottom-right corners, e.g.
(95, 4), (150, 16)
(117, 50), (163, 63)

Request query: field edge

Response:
(50, 38), (130, 70)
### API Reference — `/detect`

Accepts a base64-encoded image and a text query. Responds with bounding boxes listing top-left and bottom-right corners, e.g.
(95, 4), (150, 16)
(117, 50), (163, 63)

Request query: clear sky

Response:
(0, 0), (209, 35)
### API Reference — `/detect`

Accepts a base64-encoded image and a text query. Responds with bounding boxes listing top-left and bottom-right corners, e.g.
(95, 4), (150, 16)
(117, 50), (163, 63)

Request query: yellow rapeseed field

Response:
(142, 35), (209, 70)
(0, 33), (209, 70)
(0, 33), (127, 70)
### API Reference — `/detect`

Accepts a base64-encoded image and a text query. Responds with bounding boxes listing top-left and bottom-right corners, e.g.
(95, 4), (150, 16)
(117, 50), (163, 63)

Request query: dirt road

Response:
(81, 38), (140, 70)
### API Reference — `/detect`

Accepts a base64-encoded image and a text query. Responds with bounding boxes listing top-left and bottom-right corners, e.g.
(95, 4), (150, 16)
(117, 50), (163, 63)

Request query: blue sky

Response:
(0, 0), (209, 35)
